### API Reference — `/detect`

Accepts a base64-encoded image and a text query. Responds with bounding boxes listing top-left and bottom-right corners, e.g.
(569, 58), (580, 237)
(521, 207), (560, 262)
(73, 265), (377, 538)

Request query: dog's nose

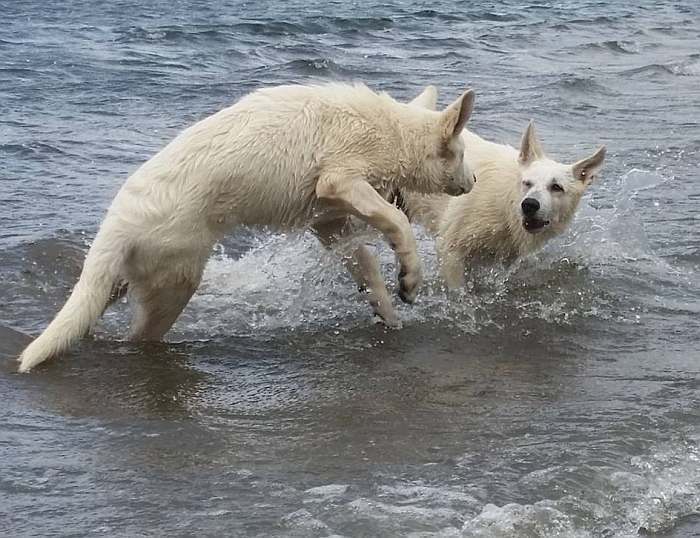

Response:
(521, 197), (540, 216)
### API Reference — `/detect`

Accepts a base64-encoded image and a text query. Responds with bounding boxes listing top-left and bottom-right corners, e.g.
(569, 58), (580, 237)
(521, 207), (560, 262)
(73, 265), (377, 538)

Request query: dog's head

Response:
(405, 86), (475, 196)
(517, 121), (606, 235)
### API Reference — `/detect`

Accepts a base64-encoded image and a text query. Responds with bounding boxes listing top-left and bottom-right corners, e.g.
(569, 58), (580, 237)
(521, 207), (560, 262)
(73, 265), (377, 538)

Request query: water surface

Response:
(1, 1), (699, 536)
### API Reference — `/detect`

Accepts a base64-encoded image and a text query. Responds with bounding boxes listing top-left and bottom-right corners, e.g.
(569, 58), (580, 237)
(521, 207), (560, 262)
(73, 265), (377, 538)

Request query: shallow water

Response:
(1, 1), (699, 536)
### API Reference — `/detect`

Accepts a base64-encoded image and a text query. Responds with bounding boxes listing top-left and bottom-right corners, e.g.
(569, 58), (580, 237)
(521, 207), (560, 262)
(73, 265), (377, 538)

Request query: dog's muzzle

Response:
(521, 197), (540, 216)
(444, 183), (468, 196)
(521, 197), (549, 233)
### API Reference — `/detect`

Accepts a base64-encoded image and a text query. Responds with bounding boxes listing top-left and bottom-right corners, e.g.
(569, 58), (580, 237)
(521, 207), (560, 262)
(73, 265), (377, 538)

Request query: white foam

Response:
(284, 437), (699, 537)
(175, 232), (368, 338)
(459, 438), (700, 537)
(304, 483), (350, 500)
(461, 501), (588, 538)
(376, 483), (481, 508)
(280, 508), (333, 534)
(624, 438), (700, 534)
(670, 59), (700, 76)
(348, 497), (464, 528)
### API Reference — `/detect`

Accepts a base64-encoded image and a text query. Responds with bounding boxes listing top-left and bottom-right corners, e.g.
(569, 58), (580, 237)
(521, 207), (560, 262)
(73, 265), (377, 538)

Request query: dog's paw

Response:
(397, 265), (422, 304)
(372, 313), (403, 329)
(374, 306), (402, 329)
(364, 289), (401, 328)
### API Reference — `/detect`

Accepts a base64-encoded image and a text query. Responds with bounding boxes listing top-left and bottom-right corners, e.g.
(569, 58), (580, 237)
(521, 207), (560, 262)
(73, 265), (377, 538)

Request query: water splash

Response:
(8, 167), (684, 346)
(161, 168), (682, 340)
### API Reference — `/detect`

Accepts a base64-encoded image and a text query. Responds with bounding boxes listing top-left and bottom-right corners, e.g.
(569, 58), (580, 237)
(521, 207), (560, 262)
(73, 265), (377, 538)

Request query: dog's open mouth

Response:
(522, 218), (550, 233)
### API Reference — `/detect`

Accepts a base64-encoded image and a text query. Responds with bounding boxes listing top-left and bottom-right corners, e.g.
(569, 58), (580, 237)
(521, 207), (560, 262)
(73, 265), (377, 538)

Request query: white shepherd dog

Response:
(398, 119), (605, 288)
(18, 83), (475, 372)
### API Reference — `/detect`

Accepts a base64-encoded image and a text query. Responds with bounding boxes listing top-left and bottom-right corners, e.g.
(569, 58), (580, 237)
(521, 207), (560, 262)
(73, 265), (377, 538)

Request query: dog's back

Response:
(117, 84), (409, 232)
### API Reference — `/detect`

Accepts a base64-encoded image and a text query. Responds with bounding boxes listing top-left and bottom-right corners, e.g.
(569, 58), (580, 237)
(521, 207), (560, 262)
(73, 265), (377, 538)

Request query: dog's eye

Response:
(550, 183), (564, 193)
(523, 181), (533, 189)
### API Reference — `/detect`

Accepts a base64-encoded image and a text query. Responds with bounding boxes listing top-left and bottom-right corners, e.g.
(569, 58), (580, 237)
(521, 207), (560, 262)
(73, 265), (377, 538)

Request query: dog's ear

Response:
(439, 89), (474, 139)
(409, 85), (438, 110)
(518, 120), (545, 165)
(572, 146), (606, 183)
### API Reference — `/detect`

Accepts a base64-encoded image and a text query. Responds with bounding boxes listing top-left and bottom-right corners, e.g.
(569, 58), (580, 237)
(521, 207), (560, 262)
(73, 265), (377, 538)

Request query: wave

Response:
(669, 59), (700, 76)
(468, 438), (700, 537)
(622, 60), (699, 78)
(276, 436), (700, 537)
(411, 9), (464, 22)
(567, 16), (615, 26)
(0, 142), (71, 158)
(600, 40), (640, 54)
(538, 74), (616, 95)
(308, 15), (395, 32)
(229, 21), (315, 36)
(254, 57), (356, 77)
(567, 40), (641, 54)
(115, 25), (237, 44)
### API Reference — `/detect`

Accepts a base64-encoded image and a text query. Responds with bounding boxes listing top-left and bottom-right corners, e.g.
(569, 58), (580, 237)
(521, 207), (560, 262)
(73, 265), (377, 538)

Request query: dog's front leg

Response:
(440, 258), (466, 290)
(316, 175), (423, 303)
(312, 218), (401, 328)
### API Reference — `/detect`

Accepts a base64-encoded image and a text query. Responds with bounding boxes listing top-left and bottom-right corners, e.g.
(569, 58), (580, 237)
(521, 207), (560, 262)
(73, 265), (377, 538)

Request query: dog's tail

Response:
(18, 226), (127, 372)
(391, 189), (452, 235)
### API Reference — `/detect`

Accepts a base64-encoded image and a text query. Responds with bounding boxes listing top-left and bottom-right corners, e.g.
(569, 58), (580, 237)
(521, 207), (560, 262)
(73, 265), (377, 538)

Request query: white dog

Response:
(18, 83), (475, 372)
(398, 120), (606, 288)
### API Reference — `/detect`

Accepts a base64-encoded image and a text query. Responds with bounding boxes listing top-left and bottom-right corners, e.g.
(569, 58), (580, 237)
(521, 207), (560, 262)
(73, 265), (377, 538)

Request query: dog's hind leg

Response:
(312, 217), (401, 327)
(102, 280), (129, 316)
(127, 252), (206, 341)
(129, 280), (199, 341)
(438, 247), (467, 290)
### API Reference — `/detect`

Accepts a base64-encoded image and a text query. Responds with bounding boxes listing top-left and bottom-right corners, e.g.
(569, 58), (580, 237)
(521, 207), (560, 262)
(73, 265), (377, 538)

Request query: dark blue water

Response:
(1, 1), (698, 536)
